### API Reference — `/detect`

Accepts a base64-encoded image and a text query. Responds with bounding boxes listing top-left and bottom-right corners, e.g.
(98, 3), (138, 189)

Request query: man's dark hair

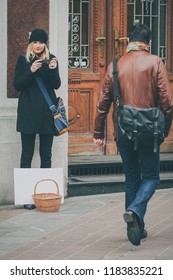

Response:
(128, 24), (151, 44)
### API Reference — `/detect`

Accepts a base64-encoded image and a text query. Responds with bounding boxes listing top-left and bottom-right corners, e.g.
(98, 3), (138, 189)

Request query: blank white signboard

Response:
(14, 168), (64, 205)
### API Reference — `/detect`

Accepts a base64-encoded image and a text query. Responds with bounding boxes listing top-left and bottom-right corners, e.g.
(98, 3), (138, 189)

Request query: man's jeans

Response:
(117, 140), (160, 233)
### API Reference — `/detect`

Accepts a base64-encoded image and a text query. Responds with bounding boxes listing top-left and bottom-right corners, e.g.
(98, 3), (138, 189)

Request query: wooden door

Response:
(68, 0), (117, 155)
(68, 0), (173, 155)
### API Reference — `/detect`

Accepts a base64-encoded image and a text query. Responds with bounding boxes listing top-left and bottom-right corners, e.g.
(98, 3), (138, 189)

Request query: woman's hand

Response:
(49, 58), (57, 69)
(30, 59), (42, 73)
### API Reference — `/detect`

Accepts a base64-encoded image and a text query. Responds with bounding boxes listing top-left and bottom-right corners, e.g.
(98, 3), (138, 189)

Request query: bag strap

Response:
(35, 76), (58, 115)
(153, 115), (159, 153)
(112, 57), (121, 155)
(112, 57), (120, 105)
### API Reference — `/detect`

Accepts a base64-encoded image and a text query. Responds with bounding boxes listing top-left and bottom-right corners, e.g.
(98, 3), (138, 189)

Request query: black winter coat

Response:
(14, 54), (61, 135)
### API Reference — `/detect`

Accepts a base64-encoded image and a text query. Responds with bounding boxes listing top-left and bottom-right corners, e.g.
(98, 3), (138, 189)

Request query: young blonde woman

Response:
(14, 29), (61, 210)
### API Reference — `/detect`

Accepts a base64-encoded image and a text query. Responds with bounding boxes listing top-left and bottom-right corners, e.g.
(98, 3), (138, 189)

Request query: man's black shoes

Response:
(123, 211), (141, 246)
(141, 229), (148, 239)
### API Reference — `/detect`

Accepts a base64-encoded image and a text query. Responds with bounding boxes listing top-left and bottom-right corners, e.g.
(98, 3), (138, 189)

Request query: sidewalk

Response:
(0, 188), (173, 260)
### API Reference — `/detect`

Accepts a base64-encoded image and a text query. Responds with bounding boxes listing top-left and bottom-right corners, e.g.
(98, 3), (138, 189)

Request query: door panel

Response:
(68, 0), (107, 155)
(69, 89), (91, 133)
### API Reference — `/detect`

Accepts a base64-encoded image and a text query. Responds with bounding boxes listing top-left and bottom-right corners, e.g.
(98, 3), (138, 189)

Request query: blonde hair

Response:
(25, 42), (50, 62)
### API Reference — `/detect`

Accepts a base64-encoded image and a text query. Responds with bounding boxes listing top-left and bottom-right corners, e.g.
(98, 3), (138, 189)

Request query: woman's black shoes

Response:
(24, 204), (36, 210)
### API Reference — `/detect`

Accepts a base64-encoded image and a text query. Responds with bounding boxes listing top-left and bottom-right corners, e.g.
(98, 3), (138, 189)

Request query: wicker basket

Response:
(32, 179), (62, 212)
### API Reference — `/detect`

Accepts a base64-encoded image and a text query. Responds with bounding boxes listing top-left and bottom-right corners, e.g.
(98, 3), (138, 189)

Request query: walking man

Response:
(93, 24), (173, 246)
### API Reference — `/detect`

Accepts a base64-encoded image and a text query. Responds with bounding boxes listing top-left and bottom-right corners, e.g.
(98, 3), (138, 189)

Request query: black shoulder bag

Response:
(112, 57), (165, 152)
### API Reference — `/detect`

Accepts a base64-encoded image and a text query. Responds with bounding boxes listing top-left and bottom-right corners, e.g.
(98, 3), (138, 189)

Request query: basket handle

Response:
(34, 179), (60, 195)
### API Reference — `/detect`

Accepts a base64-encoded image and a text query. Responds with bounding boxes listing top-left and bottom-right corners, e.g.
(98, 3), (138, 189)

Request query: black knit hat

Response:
(29, 28), (48, 44)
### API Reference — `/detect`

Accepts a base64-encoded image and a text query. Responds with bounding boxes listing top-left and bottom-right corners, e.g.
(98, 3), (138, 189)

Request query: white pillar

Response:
(49, 0), (69, 196)
(0, 0), (19, 205)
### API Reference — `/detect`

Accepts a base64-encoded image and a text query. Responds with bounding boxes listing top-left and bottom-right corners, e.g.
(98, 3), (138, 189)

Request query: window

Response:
(127, 0), (167, 64)
(68, 0), (90, 69)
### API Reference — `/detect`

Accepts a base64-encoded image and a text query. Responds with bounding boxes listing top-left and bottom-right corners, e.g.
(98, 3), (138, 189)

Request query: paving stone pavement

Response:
(0, 188), (173, 260)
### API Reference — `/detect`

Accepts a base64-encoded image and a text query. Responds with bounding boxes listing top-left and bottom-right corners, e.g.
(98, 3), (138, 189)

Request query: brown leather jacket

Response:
(94, 50), (173, 139)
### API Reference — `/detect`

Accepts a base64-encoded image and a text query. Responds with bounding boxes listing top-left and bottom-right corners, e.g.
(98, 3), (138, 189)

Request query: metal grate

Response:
(69, 164), (123, 177)
(69, 160), (173, 177)
(68, 0), (90, 69)
(160, 161), (173, 172)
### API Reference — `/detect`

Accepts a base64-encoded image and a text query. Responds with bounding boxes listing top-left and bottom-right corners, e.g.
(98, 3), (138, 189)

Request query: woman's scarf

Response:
(126, 41), (149, 53)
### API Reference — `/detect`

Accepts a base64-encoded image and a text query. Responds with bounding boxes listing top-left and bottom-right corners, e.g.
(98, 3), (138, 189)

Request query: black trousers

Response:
(20, 133), (54, 168)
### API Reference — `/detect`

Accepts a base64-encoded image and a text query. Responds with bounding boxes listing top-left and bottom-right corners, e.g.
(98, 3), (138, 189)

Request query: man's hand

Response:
(93, 138), (106, 148)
